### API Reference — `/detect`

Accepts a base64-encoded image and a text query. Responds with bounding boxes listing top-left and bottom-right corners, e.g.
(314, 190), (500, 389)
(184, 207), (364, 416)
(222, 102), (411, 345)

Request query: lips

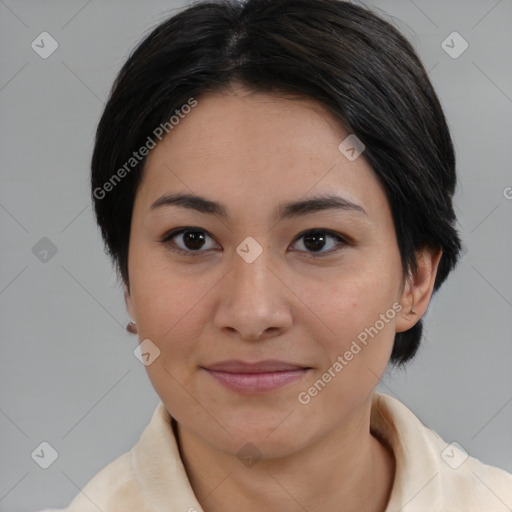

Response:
(203, 359), (311, 373)
(201, 359), (311, 393)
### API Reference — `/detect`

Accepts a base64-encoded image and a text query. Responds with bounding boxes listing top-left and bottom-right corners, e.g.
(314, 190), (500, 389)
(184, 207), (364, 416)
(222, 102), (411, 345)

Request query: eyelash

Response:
(159, 227), (349, 258)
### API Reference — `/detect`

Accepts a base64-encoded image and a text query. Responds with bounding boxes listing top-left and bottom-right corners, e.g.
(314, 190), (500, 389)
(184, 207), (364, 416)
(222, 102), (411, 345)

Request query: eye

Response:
(290, 229), (348, 257)
(160, 227), (220, 255)
(160, 227), (348, 257)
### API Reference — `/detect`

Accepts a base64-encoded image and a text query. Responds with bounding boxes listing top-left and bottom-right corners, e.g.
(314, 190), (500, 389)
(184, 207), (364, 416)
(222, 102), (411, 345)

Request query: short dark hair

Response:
(91, 0), (461, 365)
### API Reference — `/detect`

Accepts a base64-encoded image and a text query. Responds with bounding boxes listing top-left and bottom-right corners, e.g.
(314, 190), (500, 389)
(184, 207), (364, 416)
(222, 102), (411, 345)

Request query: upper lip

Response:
(202, 359), (311, 373)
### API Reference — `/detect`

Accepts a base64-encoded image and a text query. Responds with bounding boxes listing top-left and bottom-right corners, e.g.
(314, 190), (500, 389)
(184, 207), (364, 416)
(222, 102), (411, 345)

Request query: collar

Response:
(370, 393), (442, 511)
(131, 392), (442, 511)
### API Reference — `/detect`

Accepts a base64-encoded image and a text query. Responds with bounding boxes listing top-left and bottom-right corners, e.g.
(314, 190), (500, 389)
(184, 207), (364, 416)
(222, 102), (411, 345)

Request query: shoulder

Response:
(40, 449), (147, 512)
(424, 423), (512, 511)
(372, 393), (512, 512)
(38, 401), (196, 511)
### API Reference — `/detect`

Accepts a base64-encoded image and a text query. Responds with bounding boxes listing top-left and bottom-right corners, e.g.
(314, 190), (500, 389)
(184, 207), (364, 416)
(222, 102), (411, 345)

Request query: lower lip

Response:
(203, 368), (309, 393)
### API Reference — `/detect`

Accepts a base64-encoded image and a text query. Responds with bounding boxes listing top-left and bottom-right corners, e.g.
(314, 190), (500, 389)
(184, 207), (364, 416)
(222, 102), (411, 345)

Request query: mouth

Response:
(201, 359), (312, 393)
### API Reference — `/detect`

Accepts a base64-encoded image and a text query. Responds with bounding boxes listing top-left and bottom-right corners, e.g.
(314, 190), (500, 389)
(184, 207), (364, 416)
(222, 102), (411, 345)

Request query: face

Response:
(125, 87), (414, 458)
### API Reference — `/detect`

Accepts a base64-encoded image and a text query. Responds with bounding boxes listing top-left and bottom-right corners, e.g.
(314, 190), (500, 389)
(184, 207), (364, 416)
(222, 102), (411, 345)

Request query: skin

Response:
(125, 85), (441, 512)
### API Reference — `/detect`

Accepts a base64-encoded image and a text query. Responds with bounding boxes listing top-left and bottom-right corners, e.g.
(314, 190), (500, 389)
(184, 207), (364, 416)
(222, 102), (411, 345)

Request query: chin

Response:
(220, 411), (312, 450)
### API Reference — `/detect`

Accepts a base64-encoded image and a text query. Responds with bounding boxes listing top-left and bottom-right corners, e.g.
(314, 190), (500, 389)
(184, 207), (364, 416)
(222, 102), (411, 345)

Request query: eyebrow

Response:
(149, 192), (367, 220)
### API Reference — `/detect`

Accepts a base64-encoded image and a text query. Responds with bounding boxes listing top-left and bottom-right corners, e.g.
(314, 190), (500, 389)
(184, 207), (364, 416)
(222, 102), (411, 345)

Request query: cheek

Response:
(295, 264), (400, 366)
(129, 258), (211, 414)
(293, 273), (399, 421)
(128, 250), (212, 363)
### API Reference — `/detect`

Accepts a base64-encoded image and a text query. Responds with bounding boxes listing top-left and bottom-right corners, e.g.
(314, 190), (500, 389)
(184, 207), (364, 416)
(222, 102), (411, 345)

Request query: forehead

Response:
(160, 88), (343, 155)
(137, 88), (389, 220)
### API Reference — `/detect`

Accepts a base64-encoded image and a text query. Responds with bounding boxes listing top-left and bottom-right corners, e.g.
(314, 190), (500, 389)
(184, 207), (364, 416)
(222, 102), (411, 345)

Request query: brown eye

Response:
(291, 229), (347, 256)
(161, 228), (220, 255)
(303, 232), (329, 252)
(180, 230), (207, 250)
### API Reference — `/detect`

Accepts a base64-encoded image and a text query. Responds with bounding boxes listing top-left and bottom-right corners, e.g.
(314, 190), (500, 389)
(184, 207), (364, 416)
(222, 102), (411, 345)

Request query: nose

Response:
(212, 246), (293, 341)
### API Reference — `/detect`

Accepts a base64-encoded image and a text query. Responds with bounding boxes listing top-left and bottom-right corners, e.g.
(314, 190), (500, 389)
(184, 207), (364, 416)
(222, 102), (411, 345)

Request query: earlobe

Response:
(396, 247), (442, 333)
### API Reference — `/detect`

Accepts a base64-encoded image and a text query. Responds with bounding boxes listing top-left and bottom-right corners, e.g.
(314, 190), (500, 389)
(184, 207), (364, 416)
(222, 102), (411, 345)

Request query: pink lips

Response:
(202, 359), (311, 393)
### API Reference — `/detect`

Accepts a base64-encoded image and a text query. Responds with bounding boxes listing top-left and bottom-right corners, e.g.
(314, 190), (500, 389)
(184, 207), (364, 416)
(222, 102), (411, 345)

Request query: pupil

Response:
(181, 231), (327, 252)
(304, 233), (325, 252)
(184, 231), (205, 250)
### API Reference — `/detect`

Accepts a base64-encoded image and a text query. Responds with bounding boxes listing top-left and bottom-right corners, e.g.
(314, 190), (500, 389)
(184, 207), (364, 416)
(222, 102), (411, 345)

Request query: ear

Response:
(124, 287), (136, 322)
(396, 247), (442, 333)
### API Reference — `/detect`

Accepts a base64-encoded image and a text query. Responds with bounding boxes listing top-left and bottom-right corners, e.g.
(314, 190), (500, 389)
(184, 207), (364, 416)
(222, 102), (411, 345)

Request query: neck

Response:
(175, 394), (395, 512)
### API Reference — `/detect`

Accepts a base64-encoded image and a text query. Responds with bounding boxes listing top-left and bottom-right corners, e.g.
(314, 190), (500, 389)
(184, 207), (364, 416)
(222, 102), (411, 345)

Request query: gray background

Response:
(1, 0), (511, 510)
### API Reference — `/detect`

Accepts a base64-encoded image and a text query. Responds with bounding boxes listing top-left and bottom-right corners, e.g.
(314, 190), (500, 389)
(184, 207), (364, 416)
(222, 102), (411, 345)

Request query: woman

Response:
(42, 0), (512, 510)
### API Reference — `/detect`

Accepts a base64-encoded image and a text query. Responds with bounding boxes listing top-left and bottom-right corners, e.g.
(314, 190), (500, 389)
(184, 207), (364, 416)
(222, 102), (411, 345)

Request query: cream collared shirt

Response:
(41, 393), (512, 511)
